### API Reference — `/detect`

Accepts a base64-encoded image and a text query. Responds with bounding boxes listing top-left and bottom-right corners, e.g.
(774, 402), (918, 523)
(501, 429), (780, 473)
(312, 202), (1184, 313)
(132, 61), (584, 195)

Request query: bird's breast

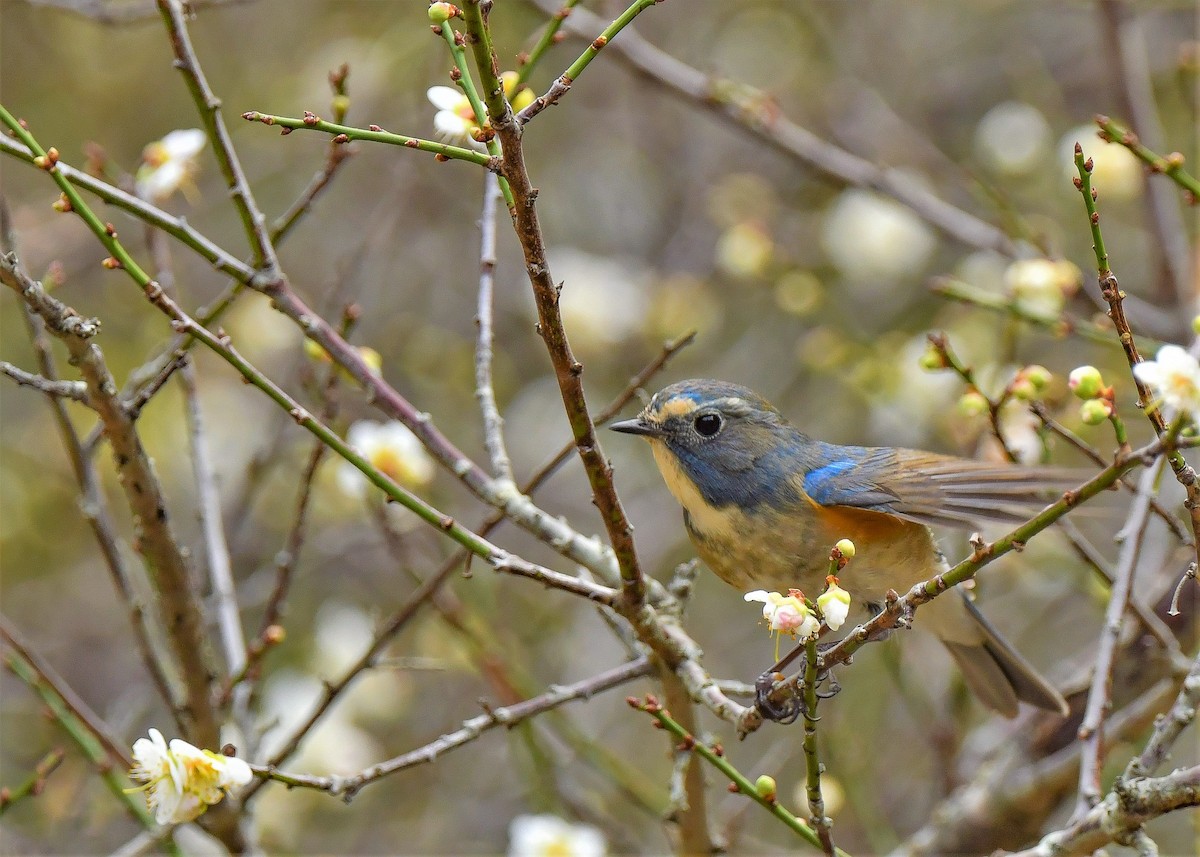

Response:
(649, 439), (942, 601)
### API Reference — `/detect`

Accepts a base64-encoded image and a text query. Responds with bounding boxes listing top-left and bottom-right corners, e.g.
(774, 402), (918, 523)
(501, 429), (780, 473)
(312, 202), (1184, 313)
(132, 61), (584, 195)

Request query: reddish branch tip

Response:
(1074, 141), (1083, 155)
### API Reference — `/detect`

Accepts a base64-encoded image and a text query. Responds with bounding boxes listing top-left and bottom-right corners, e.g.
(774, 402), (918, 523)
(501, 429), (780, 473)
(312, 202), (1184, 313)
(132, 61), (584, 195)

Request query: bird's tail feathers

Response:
(944, 597), (1068, 718)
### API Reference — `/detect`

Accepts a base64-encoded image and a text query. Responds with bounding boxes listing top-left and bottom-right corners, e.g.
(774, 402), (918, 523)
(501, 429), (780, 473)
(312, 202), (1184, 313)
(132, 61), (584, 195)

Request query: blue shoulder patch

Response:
(802, 459), (856, 505)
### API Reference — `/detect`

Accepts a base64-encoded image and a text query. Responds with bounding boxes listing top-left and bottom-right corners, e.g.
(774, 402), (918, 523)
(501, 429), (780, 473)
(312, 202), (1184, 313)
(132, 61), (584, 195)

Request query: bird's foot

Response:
(754, 670), (803, 724)
(754, 663), (841, 723)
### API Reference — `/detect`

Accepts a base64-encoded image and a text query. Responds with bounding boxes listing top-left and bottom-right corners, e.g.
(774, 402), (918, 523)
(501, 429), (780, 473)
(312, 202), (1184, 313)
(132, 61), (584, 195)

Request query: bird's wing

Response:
(801, 446), (1085, 530)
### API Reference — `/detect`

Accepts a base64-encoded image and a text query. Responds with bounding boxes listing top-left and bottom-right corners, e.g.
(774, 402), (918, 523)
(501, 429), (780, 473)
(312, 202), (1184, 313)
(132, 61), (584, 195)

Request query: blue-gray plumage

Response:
(611, 379), (1069, 718)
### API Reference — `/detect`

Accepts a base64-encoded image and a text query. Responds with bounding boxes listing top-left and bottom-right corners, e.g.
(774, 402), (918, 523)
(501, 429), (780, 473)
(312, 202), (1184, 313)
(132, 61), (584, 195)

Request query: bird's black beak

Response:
(609, 416), (663, 437)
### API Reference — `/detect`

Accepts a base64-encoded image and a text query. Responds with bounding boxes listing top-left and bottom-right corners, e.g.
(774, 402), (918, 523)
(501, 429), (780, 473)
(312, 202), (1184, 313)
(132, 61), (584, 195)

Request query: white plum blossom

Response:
(816, 579), (851, 631)
(745, 589), (819, 640)
(1133, 345), (1200, 417)
(508, 814), (606, 857)
(337, 420), (435, 498)
(135, 129), (207, 202)
(427, 86), (479, 145)
(129, 728), (252, 824)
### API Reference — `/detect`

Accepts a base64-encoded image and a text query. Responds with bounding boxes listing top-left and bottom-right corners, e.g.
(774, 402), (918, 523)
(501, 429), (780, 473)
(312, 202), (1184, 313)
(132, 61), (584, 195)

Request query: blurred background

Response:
(1, 0), (1196, 853)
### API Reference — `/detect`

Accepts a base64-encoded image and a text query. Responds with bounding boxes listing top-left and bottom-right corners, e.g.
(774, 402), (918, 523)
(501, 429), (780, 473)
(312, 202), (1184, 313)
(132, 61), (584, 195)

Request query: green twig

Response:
(931, 276), (1148, 350)
(241, 110), (497, 169)
(515, 0), (582, 88)
(1073, 143), (1200, 561)
(1096, 114), (1200, 200)
(2, 644), (174, 849)
(628, 696), (851, 855)
(0, 107), (613, 605)
(0, 750), (65, 816)
(434, 12), (514, 206)
(801, 637), (835, 856)
(517, 0), (662, 125)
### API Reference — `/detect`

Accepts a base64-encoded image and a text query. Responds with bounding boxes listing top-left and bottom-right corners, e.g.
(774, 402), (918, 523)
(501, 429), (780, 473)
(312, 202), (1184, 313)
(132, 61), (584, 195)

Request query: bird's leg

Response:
(754, 639), (842, 723)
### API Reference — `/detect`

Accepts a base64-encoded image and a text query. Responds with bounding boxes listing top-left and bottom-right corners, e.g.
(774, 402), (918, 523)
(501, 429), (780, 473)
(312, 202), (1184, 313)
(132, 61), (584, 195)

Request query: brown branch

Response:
(0, 206), (182, 728)
(462, 0), (647, 606)
(1011, 765), (1200, 857)
(0, 253), (220, 750)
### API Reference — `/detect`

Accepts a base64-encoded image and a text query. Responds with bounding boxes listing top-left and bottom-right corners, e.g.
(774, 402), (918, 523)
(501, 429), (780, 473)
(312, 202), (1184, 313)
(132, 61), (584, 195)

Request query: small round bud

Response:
(1068, 365), (1104, 400)
(1010, 377), (1038, 402)
(833, 538), (855, 559)
(918, 345), (947, 371)
(1080, 398), (1113, 425)
(263, 624), (286, 645)
(427, 2), (456, 23)
(755, 775), (777, 802)
(1022, 364), (1052, 391)
(957, 390), (990, 417)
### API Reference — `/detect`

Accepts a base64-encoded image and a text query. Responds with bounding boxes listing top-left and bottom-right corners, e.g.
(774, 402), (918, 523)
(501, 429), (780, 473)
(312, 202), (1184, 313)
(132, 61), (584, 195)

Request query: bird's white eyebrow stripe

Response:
(655, 395), (750, 419)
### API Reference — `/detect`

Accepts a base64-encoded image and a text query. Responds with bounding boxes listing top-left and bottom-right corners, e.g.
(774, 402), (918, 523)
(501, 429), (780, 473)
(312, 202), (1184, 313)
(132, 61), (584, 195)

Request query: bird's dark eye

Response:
(694, 413), (722, 437)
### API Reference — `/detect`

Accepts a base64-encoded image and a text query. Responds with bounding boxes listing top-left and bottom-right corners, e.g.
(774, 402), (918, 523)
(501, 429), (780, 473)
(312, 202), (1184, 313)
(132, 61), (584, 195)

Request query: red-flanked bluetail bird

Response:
(611, 379), (1071, 718)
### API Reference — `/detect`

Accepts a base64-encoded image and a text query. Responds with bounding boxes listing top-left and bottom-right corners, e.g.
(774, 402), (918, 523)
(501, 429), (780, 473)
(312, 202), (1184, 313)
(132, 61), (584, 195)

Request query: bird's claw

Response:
(754, 664), (843, 723)
(754, 670), (803, 724)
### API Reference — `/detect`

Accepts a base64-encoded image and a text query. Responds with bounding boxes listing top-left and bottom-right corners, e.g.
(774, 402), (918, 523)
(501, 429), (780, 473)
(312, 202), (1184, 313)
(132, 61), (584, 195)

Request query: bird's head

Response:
(611, 379), (805, 508)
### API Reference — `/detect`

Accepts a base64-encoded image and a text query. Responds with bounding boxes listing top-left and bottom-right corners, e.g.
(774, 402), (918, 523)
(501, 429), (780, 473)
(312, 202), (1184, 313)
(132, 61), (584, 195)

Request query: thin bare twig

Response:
(1125, 648), (1200, 780)
(0, 614), (132, 769)
(253, 657), (654, 800)
(474, 171), (514, 482)
(1074, 458), (1162, 818)
(462, 0), (647, 606)
(156, 0), (279, 271)
(0, 362), (88, 400)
